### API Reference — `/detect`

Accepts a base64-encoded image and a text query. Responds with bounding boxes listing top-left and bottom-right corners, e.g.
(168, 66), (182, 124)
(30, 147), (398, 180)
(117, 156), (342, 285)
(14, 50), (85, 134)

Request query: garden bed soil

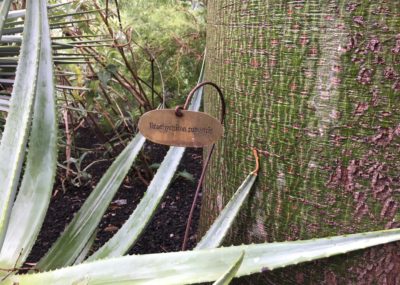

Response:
(28, 128), (203, 263)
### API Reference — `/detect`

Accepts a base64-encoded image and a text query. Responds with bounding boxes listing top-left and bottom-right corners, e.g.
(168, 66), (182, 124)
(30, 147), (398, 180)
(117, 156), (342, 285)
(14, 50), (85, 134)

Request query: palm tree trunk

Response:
(201, 0), (400, 283)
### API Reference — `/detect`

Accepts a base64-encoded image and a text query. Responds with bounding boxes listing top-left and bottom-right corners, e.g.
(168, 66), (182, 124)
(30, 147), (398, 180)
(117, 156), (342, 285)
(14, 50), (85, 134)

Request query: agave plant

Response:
(0, 1), (399, 284)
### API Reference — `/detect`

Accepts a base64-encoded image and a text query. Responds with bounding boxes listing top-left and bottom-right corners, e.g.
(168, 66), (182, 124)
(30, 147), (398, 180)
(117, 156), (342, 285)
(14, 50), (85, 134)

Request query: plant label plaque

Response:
(138, 109), (223, 147)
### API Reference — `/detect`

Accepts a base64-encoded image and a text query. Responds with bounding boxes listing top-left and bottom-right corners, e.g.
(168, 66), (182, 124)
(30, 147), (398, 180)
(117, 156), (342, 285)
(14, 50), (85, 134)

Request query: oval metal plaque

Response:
(138, 109), (223, 147)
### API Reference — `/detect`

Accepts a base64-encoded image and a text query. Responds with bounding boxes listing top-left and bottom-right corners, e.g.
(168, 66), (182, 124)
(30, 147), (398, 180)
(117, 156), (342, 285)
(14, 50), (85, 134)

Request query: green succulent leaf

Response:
(36, 133), (146, 271)
(1, 26), (23, 35)
(0, 0), (42, 249)
(6, 8), (26, 19)
(87, 146), (186, 261)
(3, 228), (400, 285)
(0, 0), (56, 270)
(6, 2), (73, 20)
(0, 35), (22, 43)
(73, 230), (98, 266)
(0, 0), (12, 37)
(196, 173), (257, 250)
(213, 252), (244, 285)
(176, 169), (195, 182)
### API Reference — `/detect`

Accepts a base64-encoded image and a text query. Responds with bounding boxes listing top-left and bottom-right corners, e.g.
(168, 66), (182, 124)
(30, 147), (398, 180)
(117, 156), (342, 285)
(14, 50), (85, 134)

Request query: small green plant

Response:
(175, 169), (195, 183)
(118, 0), (206, 100)
(0, 1), (399, 285)
(59, 152), (109, 187)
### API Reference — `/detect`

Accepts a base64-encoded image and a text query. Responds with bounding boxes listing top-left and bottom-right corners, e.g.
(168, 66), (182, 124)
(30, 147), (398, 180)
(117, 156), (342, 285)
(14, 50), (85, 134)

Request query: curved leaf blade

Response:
(0, 0), (56, 270)
(196, 174), (257, 250)
(4, 229), (400, 285)
(213, 252), (244, 285)
(0, 35), (22, 43)
(36, 133), (146, 271)
(87, 146), (185, 261)
(73, 230), (98, 266)
(0, 0), (42, 249)
(0, 0), (12, 37)
(6, 2), (74, 20)
(6, 9), (26, 20)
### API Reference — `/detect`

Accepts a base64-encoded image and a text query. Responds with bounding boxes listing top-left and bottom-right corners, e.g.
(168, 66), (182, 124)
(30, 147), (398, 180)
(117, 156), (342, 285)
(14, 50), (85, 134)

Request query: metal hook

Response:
(175, 81), (226, 124)
(181, 81), (226, 250)
(174, 106), (184, 117)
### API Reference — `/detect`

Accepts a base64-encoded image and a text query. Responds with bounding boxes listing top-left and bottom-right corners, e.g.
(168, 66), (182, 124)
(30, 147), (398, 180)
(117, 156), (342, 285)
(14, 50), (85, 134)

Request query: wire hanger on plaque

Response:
(138, 81), (225, 148)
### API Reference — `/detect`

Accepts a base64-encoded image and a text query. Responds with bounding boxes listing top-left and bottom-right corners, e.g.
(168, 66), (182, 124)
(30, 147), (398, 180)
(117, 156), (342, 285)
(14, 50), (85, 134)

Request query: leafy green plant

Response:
(0, 1), (399, 285)
(118, 0), (206, 102)
(145, 163), (196, 184)
(59, 152), (109, 187)
(175, 169), (195, 183)
(37, 0), (206, 187)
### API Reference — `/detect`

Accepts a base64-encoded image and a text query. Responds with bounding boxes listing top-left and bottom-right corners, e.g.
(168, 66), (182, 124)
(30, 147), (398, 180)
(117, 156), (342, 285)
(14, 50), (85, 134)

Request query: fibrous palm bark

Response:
(201, 1), (400, 283)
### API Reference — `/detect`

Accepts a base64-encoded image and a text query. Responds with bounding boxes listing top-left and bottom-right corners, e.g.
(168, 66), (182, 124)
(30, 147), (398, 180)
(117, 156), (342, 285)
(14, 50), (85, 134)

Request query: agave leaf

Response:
(87, 146), (185, 261)
(189, 48), (206, 111)
(7, 10), (102, 27)
(71, 278), (89, 285)
(50, 19), (94, 28)
(0, 72), (14, 76)
(0, 0), (12, 37)
(0, 0), (56, 270)
(0, 45), (20, 53)
(213, 252), (244, 285)
(47, 1), (74, 10)
(48, 9), (103, 20)
(54, 60), (89, 64)
(64, 39), (113, 45)
(52, 41), (74, 49)
(53, 56), (91, 60)
(6, 2), (74, 20)
(0, 97), (10, 106)
(0, 58), (18, 64)
(0, 78), (13, 84)
(36, 133), (146, 271)
(0, 35), (22, 43)
(1, 18), (86, 35)
(56, 85), (91, 91)
(0, 0), (42, 248)
(0, 64), (17, 68)
(196, 174), (257, 250)
(3, 18), (24, 27)
(73, 230), (98, 266)
(4, 229), (400, 285)
(1, 26), (23, 35)
(6, 9), (26, 19)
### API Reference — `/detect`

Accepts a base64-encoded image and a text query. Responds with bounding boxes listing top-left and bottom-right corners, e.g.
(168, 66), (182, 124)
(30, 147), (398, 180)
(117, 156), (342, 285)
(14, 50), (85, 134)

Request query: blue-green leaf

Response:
(196, 174), (257, 250)
(213, 252), (244, 285)
(0, 0), (42, 249)
(4, 228), (400, 285)
(0, 0), (56, 269)
(36, 133), (146, 271)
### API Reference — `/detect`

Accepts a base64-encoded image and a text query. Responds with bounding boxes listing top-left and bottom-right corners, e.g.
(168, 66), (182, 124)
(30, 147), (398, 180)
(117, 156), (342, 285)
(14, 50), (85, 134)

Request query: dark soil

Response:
(27, 128), (203, 263)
